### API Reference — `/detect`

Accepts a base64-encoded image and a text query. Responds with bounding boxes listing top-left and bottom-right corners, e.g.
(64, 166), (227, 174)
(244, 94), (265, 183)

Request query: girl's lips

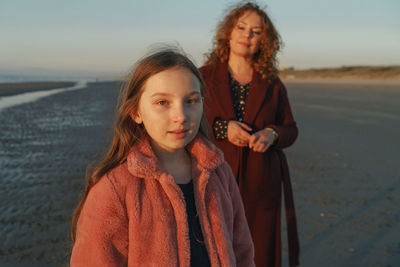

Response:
(239, 42), (250, 47)
(169, 129), (188, 134)
(168, 129), (189, 138)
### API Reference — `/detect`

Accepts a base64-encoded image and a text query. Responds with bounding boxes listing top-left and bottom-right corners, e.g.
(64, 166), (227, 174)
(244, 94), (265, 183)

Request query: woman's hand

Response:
(227, 120), (252, 147)
(248, 128), (277, 152)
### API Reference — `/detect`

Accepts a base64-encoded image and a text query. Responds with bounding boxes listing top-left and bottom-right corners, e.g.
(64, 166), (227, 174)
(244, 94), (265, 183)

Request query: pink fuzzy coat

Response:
(70, 135), (255, 267)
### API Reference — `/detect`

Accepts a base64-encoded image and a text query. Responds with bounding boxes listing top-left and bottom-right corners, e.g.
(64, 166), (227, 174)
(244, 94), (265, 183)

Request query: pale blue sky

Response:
(1, 0), (399, 75)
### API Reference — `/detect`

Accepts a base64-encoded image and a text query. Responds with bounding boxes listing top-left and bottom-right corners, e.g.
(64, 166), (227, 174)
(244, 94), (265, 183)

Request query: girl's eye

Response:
(253, 31), (261, 35)
(156, 100), (168, 106)
(237, 25), (245, 30)
(186, 97), (200, 105)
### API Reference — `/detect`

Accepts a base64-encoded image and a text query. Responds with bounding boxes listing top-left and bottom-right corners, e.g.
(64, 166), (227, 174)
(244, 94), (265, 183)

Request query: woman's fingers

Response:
(238, 122), (252, 132)
(236, 130), (251, 146)
(248, 134), (259, 149)
(253, 140), (270, 152)
(236, 140), (248, 147)
(239, 129), (251, 140)
(249, 128), (274, 152)
(229, 125), (275, 152)
(228, 120), (251, 146)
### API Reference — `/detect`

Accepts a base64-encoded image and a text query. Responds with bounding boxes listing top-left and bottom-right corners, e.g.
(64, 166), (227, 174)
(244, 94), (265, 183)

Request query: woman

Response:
(200, 2), (299, 267)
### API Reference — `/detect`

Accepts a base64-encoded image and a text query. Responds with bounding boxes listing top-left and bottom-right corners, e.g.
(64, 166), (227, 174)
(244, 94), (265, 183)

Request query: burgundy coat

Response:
(200, 62), (300, 267)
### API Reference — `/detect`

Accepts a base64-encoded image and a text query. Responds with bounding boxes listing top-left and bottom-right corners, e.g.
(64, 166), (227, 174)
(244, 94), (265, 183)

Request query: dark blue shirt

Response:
(178, 180), (211, 267)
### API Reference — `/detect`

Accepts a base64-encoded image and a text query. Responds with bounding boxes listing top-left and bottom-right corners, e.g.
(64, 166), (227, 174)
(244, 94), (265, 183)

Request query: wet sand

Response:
(282, 79), (400, 267)
(0, 80), (399, 266)
(0, 82), (120, 266)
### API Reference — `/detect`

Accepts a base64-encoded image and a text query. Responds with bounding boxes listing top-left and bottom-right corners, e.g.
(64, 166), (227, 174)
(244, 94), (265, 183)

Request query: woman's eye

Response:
(237, 25), (245, 30)
(253, 31), (261, 35)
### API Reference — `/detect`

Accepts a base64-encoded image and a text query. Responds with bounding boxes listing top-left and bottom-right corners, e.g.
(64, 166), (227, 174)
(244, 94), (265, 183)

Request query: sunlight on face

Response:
(229, 11), (263, 58)
(132, 67), (203, 153)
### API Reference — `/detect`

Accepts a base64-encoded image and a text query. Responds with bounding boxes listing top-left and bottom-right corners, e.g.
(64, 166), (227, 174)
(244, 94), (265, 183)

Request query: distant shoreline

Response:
(280, 65), (400, 87)
(280, 65), (400, 81)
(0, 73), (399, 98)
(281, 77), (400, 86)
(0, 80), (123, 97)
(0, 82), (76, 97)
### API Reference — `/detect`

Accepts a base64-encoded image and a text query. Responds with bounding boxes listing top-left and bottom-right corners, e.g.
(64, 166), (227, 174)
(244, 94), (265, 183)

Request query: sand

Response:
(0, 81), (120, 266)
(0, 79), (399, 266)
(282, 79), (400, 267)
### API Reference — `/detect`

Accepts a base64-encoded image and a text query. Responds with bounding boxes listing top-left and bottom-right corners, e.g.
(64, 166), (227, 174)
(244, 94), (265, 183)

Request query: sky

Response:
(1, 0), (399, 77)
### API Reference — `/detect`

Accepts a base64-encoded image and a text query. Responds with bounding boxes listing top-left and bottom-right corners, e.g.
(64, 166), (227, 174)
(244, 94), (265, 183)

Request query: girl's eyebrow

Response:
(150, 92), (170, 97)
(188, 92), (201, 96)
(150, 91), (201, 97)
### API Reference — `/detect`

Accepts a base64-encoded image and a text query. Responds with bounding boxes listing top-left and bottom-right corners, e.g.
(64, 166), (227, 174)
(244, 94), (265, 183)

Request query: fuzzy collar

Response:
(127, 134), (224, 180)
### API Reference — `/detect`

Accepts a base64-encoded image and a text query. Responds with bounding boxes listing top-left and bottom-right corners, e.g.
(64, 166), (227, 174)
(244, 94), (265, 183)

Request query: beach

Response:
(0, 81), (121, 266)
(0, 79), (399, 266)
(282, 79), (400, 266)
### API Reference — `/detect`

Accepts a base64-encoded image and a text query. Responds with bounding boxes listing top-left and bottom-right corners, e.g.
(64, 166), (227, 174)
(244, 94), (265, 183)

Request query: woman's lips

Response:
(239, 42), (250, 47)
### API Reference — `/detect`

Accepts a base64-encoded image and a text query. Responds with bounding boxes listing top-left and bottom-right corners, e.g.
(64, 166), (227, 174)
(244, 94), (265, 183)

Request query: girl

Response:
(70, 49), (255, 266)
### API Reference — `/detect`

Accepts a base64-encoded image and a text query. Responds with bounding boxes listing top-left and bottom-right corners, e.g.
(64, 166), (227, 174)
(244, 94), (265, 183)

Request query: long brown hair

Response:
(71, 48), (211, 242)
(205, 1), (282, 80)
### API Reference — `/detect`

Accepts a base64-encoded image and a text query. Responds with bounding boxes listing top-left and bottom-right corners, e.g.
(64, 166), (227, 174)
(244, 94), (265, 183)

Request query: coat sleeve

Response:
(267, 78), (298, 149)
(221, 162), (256, 267)
(70, 175), (129, 267)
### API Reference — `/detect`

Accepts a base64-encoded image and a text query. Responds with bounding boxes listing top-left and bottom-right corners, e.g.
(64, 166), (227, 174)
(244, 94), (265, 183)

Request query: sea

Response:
(0, 74), (121, 111)
(0, 74), (119, 83)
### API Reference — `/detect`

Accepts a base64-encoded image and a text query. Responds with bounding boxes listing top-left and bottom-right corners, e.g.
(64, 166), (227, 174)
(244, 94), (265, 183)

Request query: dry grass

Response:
(280, 65), (400, 79)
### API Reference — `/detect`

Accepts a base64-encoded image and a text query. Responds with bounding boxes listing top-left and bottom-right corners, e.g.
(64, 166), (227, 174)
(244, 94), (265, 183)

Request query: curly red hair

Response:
(205, 2), (282, 80)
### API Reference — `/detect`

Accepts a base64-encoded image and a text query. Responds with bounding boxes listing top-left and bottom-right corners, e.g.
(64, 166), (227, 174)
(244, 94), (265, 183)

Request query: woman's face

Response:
(132, 67), (203, 153)
(229, 11), (263, 59)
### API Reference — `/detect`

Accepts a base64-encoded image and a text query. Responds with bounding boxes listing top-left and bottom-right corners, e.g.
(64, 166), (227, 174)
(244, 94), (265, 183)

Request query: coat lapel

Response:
(207, 62), (273, 126)
(208, 62), (236, 120)
(244, 72), (272, 126)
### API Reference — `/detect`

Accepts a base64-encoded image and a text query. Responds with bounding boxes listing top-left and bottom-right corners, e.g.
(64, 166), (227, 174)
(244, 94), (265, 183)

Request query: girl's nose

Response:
(172, 104), (187, 123)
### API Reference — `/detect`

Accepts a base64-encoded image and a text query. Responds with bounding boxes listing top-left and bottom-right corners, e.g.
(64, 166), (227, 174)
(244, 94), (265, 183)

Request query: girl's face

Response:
(132, 67), (203, 153)
(229, 11), (263, 59)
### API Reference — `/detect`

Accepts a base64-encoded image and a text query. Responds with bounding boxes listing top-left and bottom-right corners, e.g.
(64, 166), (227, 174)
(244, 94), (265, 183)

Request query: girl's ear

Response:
(130, 111), (143, 124)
